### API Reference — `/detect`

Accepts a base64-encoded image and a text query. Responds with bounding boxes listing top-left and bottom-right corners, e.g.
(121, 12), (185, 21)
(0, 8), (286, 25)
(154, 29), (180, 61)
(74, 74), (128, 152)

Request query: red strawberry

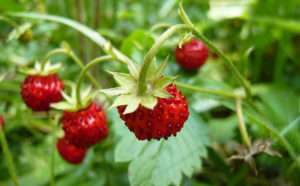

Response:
(117, 84), (189, 141)
(0, 115), (4, 129)
(21, 74), (64, 111)
(57, 137), (86, 164)
(62, 102), (108, 148)
(175, 38), (209, 70)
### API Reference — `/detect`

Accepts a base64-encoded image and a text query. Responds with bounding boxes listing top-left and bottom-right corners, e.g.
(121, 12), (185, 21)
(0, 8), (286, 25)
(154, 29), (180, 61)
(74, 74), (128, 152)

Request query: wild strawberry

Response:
(117, 84), (189, 140)
(62, 102), (108, 148)
(57, 137), (87, 164)
(175, 38), (209, 70)
(0, 115), (4, 129)
(21, 74), (64, 111)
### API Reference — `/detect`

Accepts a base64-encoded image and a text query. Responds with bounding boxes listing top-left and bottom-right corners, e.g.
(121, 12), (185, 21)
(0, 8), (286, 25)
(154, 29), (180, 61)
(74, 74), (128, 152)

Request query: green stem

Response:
(138, 24), (192, 95)
(246, 113), (300, 168)
(0, 16), (19, 28)
(236, 97), (251, 147)
(178, 3), (252, 99)
(138, 22), (251, 100)
(76, 55), (113, 107)
(174, 82), (238, 99)
(280, 116), (300, 137)
(0, 126), (19, 186)
(7, 13), (137, 74)
(191, 28), (252, 99)
(40, 48), (100, 89)
(48, 113), (61, 186)
(178, 2), (193, 26)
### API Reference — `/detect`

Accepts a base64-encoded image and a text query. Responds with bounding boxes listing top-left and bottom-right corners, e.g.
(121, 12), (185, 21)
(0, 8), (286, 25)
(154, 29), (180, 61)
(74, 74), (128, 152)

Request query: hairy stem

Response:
(175, 82), (238, 99)
(0, 126), (19, 186)
(76, 55), (113, 107)
(40, 48), (100, 89)
(236, 97), (251, 147)
(138, 24), (192, 95)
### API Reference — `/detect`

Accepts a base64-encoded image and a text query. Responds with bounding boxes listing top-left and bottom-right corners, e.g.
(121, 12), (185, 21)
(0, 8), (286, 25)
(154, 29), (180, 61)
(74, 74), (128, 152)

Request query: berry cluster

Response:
(18, 34), (198, 163)
(21, 71), (108, 164)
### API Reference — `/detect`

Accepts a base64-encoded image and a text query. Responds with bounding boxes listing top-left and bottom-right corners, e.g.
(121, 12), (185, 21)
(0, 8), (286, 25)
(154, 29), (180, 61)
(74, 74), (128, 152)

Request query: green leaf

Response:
(115, 135), (148, 162)
(114, 109), (209, 186)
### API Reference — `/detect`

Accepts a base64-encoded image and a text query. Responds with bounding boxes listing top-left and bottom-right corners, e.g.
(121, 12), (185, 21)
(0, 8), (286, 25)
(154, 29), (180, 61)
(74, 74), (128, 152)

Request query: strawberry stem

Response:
(178, 3), (252, 100)
(0, 122), (19, 186)
(236, 97), (251, 147)
(174, 82), (239, 99)
(138, 24), (192, 95)
(40, 48), (100, 89)
(48, 113), (60, 186)
(76, 55), (113, 107)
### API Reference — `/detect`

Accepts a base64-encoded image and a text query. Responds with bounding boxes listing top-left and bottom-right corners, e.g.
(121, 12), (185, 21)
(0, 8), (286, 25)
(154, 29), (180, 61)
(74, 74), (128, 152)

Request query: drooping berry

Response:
(0, 115), (4, 129)
(57, 137), (87, 164)
(175, 38), (209, 70)
(117, 84), (189, 141)
(62, 102), (108, 148)
(21, 74), (64, 111)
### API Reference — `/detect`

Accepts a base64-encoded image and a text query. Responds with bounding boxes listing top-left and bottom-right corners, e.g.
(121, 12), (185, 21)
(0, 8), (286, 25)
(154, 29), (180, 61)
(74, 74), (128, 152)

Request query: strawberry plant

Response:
(0, 0), (300, 186)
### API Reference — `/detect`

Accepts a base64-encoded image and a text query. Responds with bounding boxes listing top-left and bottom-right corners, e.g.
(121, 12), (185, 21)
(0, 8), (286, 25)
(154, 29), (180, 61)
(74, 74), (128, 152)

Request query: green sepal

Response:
(102, 53), (177, 114)
(153, 55), (169, 81)
(178, 32), (193, 48)
(153, 75), (179, 90)
(99, 87), (130, 96)
(107, 71), (136, 89)
(19, 61), (62, 76)
(7, 22), (33, 42)
(141, 96), (158, 110)
(51, 84), (97, 112)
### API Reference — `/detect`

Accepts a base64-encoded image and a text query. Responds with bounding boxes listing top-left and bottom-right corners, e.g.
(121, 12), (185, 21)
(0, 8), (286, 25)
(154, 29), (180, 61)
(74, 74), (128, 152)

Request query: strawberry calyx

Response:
(100, 56), (177, 114)
(19, 60), (62, 76)
(51, 83), (97, 112)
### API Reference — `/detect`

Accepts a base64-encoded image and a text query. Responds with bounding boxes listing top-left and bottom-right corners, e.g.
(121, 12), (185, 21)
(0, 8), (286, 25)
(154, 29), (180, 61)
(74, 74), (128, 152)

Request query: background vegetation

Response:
(0, 0), (300, 185)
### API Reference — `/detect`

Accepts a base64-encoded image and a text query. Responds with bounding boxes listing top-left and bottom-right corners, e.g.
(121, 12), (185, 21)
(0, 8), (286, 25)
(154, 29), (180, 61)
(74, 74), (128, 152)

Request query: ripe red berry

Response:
(117, 84), (189, 141)
(62, 102), (108, 148)
(175, 38), (209, 70)
(21, 74), (64, 111)
(57, 137), (87, 164)
(0, 115), (4, 129)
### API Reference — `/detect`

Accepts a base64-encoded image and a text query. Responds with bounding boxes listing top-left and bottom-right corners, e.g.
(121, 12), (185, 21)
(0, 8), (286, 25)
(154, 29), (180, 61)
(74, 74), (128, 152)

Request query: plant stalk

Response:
(0, 125), (19, 186)
(40, 48), (100, 89)
(236, 97), (251, 147)
(175, 82), (238, 99)
(76, 55), (113, 107)
(138, 24), (192, 95)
